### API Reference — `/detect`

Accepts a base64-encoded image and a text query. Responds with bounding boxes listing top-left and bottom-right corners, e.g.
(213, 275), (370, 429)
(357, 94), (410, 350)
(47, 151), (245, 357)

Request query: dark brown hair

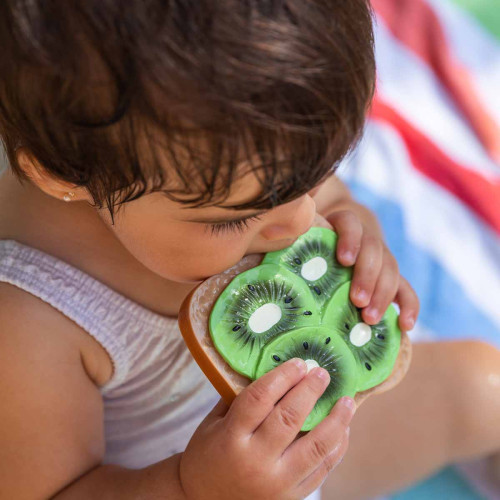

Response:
(0, 0), (375, 222)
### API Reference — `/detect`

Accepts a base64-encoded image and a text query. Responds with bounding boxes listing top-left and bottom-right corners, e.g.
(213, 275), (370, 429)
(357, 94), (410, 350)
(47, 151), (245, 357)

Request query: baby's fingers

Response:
(293, 427), (350, 499)
(327, 211), (363, 267)
(225, 358), (307, 436)
(350, 235), (384, 308)
(281, 397), (355, 482)
(253, 367), (330, 454)
(362, 250), (399, 325)
(394, 277), (419, 331)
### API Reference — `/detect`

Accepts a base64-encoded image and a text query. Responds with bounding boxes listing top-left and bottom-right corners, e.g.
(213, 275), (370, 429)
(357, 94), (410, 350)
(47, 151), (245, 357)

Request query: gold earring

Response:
(63, 192), (75, 202)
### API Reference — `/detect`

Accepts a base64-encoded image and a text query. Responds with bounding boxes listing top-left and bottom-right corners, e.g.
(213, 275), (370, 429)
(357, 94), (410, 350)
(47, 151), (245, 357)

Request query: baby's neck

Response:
(0, 169), (196, 317)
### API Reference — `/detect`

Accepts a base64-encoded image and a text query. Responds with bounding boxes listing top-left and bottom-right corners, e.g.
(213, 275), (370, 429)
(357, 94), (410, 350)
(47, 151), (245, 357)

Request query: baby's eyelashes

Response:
(205, 215), (263, 236)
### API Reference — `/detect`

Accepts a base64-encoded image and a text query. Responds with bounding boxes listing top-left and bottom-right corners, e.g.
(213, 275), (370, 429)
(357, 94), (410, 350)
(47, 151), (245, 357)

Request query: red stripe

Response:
(372, 0), (500, 163)
(371, 97), (500, 234)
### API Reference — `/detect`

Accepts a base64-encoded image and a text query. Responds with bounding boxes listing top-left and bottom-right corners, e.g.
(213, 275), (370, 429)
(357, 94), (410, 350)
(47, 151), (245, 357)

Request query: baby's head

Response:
(0, 1), (374, 282)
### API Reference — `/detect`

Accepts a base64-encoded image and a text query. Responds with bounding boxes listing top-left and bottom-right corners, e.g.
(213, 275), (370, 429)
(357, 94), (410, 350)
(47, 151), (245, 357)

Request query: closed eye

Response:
(206, 215), (262, 236)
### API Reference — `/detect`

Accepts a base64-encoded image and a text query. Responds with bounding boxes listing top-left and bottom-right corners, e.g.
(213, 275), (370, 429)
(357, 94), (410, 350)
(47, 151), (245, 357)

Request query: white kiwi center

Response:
(349, 322), (372, 347)
(305, 359), (320, 373)
(248, 303), (282, 333)
(300, 256), (328, 281)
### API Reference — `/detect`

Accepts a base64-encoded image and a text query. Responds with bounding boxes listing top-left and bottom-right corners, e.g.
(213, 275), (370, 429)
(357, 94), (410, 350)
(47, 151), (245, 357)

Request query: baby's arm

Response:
(0, 284), (185, 499)
(53, 456), (186, 499)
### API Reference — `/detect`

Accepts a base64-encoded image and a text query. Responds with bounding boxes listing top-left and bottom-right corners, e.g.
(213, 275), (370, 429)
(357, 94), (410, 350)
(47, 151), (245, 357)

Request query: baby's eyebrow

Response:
(183, 210), (266, 224)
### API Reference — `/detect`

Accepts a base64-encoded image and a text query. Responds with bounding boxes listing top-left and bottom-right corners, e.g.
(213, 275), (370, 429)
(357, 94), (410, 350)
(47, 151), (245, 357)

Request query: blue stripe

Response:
(391, 466), (484, 500)
(346, 181), (500, 348)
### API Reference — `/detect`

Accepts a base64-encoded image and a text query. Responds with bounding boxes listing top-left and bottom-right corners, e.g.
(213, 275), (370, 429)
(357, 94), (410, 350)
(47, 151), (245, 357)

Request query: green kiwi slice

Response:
(262, 227), (351, 308)
(209, 264), (320, 379)
(323, 281), (401, 392)
(254, 326), (358, 432)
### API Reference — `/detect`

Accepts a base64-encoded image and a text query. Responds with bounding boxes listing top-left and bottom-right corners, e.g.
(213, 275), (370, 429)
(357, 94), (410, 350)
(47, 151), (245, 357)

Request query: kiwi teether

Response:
(206, 227), (405, 431)
(262, 227), (351, 307)
(209, 264), (319, 378)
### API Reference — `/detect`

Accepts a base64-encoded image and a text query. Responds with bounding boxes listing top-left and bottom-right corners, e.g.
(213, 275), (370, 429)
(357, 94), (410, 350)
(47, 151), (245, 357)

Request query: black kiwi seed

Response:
(365, 362), (372, 371)
(232, 325), (241, 331)
(313, 286), (321, 295)
(303, 341), (309, 350)
(273, 354), (281, 362)
(325, 337), (331, 344)
(344, 322), (350, 330)
(247, 284), (255, 292)
(377, 334), (385, 340)
(294, 257), (302, 265)
(284, 296), (293, 304)
(304, 311), (312, 316)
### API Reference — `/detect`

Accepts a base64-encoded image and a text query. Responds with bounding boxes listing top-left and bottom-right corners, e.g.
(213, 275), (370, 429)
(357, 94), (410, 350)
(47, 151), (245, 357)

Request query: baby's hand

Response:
(327, 210), (419, 331)
(179, 358), (355, 500)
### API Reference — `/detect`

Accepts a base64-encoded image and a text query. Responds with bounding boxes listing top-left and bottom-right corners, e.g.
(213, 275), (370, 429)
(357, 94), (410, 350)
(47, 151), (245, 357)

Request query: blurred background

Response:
(338, 0), (500, 498)
(1, 0), (498, 498)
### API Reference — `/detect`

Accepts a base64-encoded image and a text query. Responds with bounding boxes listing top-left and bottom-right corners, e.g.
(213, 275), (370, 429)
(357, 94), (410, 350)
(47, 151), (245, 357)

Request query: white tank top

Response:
(0, 239), (220, 468)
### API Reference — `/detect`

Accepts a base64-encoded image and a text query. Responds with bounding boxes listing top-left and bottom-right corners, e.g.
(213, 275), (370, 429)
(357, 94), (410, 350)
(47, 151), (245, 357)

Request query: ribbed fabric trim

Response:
(0, 239), (177, 388)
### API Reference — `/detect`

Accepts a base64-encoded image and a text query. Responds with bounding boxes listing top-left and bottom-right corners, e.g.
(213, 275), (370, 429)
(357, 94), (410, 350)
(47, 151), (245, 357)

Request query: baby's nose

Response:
(260, 195), (317, 242)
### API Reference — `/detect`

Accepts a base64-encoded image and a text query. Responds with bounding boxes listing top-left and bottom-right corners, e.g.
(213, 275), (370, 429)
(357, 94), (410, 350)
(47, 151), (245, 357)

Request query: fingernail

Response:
(406, 316), (415, 330)
(342, 251), (354, 264)
(290, 358), (307, 372)
(354, 288), (368, 303)
(340, 396), (356, 415)
(365, 307), (379, 321)
(312, 367), (330, 383)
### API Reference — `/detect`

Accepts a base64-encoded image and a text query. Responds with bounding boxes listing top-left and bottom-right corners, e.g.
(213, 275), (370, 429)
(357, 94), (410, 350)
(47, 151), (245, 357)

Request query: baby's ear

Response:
(16, 148), (89, 202)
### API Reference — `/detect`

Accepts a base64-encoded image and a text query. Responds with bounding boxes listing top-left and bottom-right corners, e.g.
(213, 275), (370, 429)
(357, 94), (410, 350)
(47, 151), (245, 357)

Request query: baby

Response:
(0, 1), (499, 499)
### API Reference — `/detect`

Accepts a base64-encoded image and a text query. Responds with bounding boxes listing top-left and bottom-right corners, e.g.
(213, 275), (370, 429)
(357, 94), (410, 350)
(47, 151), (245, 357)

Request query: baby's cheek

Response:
(106, 215), (250, 282)
(176, 236), (249, 281)
(131, 230), (249, 282)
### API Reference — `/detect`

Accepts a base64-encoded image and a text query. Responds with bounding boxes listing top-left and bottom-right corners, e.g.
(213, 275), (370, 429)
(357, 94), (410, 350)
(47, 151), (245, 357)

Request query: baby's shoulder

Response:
(0, 282), (113, 386)
(0, 282), (108, 498)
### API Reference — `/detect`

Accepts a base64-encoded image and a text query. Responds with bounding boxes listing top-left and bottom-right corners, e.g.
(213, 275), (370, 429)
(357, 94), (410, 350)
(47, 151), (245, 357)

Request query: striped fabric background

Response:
(0, 0), (498, 497)
(338, 0), (500, 498)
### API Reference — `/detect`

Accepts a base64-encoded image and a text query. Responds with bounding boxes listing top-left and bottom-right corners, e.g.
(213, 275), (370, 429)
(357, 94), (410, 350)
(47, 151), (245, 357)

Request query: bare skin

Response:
(0, 166), (499, 498)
